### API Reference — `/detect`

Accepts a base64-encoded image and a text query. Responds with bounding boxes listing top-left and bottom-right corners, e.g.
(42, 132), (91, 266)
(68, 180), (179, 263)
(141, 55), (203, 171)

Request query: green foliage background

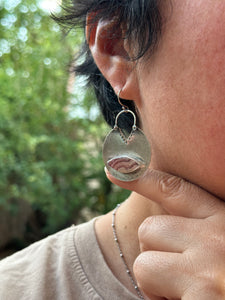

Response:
(0, 0), (130, 248)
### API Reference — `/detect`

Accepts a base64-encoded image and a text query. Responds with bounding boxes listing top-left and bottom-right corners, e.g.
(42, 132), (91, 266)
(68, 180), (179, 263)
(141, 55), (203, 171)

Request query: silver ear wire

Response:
(117, 89), (129, 110)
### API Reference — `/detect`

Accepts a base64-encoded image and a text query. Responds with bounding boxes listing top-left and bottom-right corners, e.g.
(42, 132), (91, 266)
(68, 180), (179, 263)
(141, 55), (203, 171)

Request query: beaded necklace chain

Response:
(112, 204), (144, 299)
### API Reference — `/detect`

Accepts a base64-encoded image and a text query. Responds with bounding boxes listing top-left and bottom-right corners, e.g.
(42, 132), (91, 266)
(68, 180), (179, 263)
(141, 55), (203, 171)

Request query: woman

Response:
(1, 0), (225, 299)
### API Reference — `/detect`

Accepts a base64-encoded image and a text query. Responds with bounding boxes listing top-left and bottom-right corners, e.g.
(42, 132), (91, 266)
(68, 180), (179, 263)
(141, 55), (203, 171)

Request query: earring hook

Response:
(117, 89), (129, 110)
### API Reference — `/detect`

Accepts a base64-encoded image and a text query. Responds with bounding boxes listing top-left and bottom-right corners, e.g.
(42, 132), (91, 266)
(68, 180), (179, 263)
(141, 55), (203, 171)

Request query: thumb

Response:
(105, 168), (221, 218)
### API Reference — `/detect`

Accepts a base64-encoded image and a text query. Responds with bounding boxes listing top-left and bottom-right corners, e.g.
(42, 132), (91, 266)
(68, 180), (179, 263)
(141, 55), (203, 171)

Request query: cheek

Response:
(138, 0), (225, 198)
(141, 78), (225, 199)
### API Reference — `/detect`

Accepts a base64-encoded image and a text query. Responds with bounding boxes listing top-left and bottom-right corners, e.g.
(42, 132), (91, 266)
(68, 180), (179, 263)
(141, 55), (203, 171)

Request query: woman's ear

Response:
(86, 16), (140, 101)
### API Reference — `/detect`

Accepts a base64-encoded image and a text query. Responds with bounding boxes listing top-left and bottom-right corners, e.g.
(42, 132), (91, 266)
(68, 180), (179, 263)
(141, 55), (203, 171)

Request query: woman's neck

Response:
(95, 192), (167, 296)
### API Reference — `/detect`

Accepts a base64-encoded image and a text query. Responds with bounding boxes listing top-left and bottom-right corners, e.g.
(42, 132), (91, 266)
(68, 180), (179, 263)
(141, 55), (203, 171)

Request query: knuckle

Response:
(138, 216), (159, 239)
(139, 217), (152, 235)
(133, 252), (150, 283)
(159, 174), (185, 198)
(134, 252), (160, 275)
(133, 254), (143, 275)
(138, 217), (153, 249)
(138, 215), (177, 239)
(138, 216), (161, 251)
(138, 216), (172, 251)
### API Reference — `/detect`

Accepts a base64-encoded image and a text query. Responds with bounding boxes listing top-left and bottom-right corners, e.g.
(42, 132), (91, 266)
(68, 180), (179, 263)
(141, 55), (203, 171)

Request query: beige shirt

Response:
(0, 219), (140, 300)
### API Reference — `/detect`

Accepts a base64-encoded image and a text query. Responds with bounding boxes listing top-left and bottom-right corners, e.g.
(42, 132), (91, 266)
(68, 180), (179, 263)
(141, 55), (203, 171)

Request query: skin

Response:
(137, 0), (225, 200)
(89, 0), (225, 299)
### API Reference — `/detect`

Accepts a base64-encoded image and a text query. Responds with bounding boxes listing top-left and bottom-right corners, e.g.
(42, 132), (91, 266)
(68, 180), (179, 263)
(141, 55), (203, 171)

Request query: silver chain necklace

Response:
(112, 204), (144, 299)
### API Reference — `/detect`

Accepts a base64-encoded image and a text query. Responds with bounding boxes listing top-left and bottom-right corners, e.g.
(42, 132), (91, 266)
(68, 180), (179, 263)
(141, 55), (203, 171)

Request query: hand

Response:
(105, 168), (225, 300)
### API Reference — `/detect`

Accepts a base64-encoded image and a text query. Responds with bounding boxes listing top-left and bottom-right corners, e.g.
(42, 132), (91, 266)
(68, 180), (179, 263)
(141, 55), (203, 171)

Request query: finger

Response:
(138, 215), (200, 253)
(105, 168), (222, 218)
(134, 251), (185, 299)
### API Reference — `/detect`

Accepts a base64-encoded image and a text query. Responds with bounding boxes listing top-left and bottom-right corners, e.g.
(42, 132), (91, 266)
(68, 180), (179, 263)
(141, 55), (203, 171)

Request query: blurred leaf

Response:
(0, 0), (129, 242)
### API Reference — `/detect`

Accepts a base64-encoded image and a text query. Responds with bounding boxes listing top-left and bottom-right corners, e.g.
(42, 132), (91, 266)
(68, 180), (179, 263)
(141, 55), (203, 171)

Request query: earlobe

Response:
(86, 16), (140, 101)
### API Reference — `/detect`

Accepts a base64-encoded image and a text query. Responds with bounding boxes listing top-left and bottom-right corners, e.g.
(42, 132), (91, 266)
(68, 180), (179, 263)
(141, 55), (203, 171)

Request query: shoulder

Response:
(0, 224), (76, 270)
(0, 219), (97, 300)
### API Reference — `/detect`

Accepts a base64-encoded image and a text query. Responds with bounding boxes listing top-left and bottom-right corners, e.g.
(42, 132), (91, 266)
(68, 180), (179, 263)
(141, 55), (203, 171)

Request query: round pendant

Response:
(103, 126), (151, 181)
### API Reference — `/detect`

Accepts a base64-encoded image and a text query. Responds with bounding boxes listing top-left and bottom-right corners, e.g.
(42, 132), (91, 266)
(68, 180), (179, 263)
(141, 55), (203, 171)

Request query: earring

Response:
(102, 89), (151, 181)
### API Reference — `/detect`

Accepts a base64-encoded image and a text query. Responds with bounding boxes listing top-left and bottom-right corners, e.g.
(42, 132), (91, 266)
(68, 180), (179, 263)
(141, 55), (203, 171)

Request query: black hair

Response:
(54, 0), (162, 130)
